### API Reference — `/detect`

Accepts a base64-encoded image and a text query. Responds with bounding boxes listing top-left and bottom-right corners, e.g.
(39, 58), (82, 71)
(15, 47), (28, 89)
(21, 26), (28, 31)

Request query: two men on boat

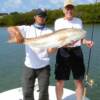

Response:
(7, 0), (94, 100)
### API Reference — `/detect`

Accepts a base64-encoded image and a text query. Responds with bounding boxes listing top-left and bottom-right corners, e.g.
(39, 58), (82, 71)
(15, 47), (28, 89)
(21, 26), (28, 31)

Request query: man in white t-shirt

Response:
(54, 1), (94, 100)
(8, 8), (53, 100)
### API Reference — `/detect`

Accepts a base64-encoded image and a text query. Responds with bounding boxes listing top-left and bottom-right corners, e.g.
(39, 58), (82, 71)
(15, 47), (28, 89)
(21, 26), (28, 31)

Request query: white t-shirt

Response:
(54, 17), (83, 47)
(18, 25), (53, 69)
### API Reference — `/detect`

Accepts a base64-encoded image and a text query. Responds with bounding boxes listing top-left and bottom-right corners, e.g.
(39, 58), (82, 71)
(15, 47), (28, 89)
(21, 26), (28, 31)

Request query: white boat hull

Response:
(0, 86), (89, 100)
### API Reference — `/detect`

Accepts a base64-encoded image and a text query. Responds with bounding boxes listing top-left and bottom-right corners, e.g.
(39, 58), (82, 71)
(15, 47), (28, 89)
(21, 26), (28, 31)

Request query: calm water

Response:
(0, 25), (100, 100)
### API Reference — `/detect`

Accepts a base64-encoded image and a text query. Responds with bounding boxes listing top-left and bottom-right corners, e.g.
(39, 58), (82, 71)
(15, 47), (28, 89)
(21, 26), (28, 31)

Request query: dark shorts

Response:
(55, 46), (85, 80)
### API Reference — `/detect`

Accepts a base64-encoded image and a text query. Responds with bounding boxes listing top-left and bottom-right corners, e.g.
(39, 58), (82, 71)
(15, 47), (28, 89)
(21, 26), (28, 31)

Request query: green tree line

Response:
(0, 3), (100, 26)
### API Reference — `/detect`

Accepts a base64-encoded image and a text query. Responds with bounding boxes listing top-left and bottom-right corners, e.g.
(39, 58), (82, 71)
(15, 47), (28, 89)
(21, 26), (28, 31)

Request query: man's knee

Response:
(56, 80), (64, 86)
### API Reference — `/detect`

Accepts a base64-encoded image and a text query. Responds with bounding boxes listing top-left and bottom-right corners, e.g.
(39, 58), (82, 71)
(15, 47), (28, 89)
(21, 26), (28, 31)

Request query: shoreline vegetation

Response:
(0, 3), (100, 27)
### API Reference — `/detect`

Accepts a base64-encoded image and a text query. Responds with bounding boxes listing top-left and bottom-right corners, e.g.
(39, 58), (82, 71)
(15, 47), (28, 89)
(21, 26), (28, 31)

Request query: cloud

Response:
(0, 8), (7, 12)
(0, 0), (99, 13)
(97, 0), (100, 2)
(4, 0), (22, 8)
(49, 0), (99, 5)
(49, 0), (63, 4)
(74, 0), (99, 4)
(0, 0), (24, 13)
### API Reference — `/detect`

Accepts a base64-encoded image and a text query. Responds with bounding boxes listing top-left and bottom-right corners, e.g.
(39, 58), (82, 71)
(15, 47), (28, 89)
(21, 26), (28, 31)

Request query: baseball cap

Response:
(35, 8), (47, 18)
(64, 0), (75, 8)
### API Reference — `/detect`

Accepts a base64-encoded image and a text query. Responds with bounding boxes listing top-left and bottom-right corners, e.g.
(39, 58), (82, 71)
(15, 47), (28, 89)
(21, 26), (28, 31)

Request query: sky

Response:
(0, 0), (100, 13)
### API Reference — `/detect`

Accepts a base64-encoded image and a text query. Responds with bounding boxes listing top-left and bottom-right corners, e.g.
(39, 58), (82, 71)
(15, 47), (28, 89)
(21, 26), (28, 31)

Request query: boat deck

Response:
(0, 86), (89, 100)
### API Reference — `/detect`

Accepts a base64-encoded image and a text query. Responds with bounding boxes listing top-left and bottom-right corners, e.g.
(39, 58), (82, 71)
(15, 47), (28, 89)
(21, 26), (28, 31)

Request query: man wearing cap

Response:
(8, 8), (53, 100)
(54, 0), (94, 100)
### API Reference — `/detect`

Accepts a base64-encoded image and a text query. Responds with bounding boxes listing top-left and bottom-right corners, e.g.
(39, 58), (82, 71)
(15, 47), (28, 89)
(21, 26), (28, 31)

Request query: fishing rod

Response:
(83, 0), (98, 98)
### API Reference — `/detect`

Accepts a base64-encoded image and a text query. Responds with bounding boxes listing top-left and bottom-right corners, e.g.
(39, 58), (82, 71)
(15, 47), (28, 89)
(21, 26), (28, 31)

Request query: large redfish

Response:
(8, 28), (86, 48)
